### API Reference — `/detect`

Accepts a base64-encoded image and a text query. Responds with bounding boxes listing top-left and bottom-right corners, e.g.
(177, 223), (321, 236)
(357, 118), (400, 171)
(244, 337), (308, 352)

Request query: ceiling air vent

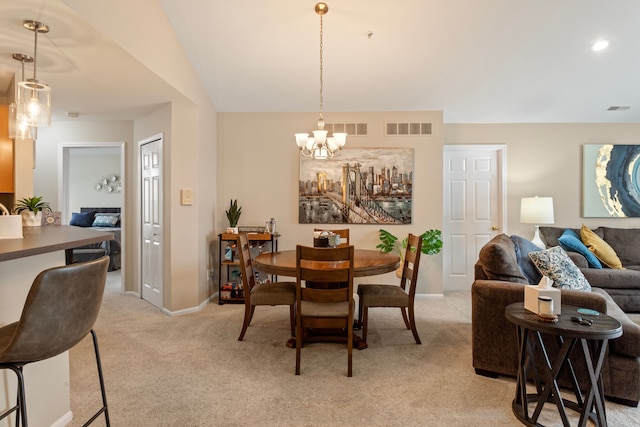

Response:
(386, 122), (432, 136)
(326, 122), (368, 136)
(607, 106), (630, 111)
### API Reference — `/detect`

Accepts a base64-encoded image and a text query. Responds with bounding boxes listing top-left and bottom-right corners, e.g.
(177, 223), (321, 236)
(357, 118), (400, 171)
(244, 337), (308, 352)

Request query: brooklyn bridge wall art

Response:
(299, 148), (414, 224)
(583, 144), (640, 217)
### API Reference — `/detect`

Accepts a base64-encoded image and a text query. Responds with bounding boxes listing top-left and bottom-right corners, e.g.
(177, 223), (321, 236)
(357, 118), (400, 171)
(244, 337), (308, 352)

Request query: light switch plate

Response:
(180, 189), (193, 206)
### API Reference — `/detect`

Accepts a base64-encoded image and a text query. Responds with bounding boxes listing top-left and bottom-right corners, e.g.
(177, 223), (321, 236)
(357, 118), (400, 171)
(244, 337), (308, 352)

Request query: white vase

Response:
(21, 211), (42, 227)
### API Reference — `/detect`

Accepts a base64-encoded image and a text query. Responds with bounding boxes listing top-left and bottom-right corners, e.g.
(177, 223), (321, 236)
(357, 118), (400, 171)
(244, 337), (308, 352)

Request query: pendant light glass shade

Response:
(8, 103), (33, 139)
(16, 79), (52, 127)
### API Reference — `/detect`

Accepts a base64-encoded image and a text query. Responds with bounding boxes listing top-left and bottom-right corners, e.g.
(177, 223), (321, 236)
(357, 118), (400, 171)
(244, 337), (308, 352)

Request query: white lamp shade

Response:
(520, 197), (554, 224)
(312, 129), (328, 144)
(333, 132), (347, 147)
(8, 103), (32, 140)
(17, 79), (52, 127)
(295, 133), (309, 148)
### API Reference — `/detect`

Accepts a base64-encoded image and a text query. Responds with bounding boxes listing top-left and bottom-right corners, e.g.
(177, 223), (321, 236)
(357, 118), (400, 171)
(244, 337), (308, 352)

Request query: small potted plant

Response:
(225, 199), (242, 233)
(377, 229), (443, 277)
(14, 196), (51, 227)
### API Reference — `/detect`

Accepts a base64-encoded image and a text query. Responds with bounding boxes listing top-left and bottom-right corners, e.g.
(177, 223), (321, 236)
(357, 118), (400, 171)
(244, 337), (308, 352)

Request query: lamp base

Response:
(531, 225), (546, 249)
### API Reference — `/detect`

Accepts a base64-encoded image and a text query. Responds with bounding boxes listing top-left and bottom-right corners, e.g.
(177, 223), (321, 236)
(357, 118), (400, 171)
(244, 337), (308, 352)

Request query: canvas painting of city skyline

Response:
(299, 148), (414, 224)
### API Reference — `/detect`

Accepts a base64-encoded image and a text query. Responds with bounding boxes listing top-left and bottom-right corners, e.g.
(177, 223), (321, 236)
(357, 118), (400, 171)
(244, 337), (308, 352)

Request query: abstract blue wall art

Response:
(583, 144), (640, 217)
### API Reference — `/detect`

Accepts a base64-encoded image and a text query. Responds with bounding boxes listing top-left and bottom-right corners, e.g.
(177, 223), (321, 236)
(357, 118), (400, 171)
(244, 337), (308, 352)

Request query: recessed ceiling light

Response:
(591, 40), (610, 52)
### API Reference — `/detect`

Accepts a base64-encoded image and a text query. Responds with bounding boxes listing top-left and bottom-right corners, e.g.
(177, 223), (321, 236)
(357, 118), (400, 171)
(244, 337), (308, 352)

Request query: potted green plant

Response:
(377, 229), (443, 277)
(225, 199), (242, 233)
(14, 196), (51, 227)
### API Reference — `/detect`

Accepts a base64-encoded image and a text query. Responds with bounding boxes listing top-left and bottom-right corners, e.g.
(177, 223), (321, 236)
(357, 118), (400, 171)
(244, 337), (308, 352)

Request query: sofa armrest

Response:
(471, 279), (609, 377)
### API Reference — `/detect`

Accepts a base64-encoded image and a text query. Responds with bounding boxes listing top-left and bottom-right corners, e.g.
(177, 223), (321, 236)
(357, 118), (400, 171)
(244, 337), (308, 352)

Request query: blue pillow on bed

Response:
(69, 211), (96, 227)
(92, 215), (119, 227)
(558, 228), (602, 269)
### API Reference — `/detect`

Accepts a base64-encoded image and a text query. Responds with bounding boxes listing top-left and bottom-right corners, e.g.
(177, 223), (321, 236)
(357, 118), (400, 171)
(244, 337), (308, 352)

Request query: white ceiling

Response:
(1, 0), (640, 124)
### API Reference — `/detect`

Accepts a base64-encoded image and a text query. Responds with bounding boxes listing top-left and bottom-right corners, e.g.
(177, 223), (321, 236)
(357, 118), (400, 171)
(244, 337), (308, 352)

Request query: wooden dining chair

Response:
(295, 245), (355, 376)
(314, 228), (350, 247)
(357, 233), (423, 345)
(236, 233), (296, 341)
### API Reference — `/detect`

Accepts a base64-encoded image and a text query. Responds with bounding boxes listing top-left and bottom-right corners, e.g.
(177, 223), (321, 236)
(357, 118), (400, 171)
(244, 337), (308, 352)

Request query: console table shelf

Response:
(217, 232), (278, 305)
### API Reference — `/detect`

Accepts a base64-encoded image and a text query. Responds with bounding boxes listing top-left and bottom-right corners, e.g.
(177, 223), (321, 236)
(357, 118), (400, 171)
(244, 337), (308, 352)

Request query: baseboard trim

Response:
(51, 411), (73, 427)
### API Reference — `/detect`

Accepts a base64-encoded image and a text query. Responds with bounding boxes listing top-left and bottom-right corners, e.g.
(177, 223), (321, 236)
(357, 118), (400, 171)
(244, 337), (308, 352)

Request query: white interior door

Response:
(443, 145), (506, 291)
(140, 137), (163, 308)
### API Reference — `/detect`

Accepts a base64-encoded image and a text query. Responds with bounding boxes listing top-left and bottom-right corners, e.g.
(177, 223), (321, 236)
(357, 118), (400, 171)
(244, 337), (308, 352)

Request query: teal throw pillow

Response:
(558, 229), (602, 269)
(92, 215), (119, 227)
(529, 246), (591, 291)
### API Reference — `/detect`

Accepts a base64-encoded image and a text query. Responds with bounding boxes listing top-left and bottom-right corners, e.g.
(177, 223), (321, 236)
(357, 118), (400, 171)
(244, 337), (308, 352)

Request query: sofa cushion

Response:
(529, 246), (591, 291)
(599, 227), (640, 267)
(581, 225), (623, 269)
(92, 214), (119, 227)
(477, 234), (528, 284)
(510, 235), (543, 284)
(592, 288), (640, 358)
(558, 228), (603, 269)
(69, 210), (96, 227)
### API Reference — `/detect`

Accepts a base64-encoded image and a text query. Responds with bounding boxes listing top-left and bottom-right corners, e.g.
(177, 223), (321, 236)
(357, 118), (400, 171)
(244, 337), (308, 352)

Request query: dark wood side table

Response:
(505, 303), (622, 427)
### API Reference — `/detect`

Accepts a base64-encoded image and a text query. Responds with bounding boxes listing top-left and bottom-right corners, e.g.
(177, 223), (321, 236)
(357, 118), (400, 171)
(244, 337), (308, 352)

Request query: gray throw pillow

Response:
(510, 235), (543, 284)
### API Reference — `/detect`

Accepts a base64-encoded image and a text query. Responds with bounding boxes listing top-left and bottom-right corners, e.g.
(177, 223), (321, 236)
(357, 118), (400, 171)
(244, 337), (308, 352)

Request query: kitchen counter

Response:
(0, 225), (113, 427)
(0, 224), (113, 262)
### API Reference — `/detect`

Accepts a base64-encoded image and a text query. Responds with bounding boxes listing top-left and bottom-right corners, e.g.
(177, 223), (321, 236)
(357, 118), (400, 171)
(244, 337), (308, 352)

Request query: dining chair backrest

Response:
(313, 228), (350, 248)
(296, 244), (355, 300)
(400, 233), (423, 296)
(237, 233), (256, 297)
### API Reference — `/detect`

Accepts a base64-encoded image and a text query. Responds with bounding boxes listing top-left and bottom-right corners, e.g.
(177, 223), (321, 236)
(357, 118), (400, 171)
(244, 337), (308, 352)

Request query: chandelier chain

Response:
(319, 13), (324, 120)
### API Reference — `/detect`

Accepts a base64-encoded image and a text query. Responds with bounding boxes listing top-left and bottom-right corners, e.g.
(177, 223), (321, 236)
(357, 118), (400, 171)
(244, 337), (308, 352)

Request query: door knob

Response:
(492, 225), (499, 231)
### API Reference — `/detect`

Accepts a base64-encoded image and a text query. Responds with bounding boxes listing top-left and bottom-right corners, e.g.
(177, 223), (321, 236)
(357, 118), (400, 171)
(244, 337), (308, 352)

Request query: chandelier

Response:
(295, 2), (346, 160)
(16, 19), (52, 128)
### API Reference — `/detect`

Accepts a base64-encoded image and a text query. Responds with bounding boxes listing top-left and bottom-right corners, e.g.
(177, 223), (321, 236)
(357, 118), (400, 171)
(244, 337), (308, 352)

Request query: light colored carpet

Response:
(68, 271), (640, 426)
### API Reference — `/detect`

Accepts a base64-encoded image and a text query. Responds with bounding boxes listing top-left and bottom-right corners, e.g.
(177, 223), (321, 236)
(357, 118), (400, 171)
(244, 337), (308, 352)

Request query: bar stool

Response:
(0, 256), (111, 426)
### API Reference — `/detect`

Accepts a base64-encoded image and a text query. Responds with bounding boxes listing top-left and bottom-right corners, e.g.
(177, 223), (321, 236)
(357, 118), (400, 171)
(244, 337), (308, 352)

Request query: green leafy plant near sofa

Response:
(376, 229), (443, 262)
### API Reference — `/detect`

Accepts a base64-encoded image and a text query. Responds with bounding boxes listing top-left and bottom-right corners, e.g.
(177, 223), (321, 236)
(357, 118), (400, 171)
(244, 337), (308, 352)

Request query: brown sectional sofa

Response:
(472, 233), (640, 406)
(541, 226), (640, 312)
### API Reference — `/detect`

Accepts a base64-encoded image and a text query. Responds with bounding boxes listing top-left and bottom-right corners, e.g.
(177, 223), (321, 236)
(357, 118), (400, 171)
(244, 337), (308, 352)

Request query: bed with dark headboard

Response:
(69, 207), (121, 271)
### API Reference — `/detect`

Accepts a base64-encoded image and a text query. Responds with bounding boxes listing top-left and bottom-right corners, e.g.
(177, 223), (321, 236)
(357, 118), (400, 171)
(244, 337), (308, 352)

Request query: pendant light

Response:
(16, 19), (52, 128)
(295, 3), (346, 160)
(8, 53), (35, 140)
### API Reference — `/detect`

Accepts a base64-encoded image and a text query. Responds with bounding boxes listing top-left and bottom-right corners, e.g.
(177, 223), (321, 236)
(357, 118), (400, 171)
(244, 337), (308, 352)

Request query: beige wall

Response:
(217, 111), (444, 294)
(444, 123), (640, 239)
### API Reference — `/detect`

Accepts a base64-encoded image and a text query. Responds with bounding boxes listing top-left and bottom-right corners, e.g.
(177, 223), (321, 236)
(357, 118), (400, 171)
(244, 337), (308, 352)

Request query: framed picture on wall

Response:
(299, 147), (414, 224)
(583, 144), (640, 217)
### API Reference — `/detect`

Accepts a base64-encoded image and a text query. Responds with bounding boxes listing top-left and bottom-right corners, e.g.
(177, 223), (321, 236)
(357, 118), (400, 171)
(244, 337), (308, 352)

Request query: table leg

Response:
(531, 331), (574, 427)
(577, 338), (609, 427)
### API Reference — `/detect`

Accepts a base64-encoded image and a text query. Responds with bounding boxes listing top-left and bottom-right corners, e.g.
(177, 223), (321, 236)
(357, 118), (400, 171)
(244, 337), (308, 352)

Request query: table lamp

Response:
(520, 196), (554, 249)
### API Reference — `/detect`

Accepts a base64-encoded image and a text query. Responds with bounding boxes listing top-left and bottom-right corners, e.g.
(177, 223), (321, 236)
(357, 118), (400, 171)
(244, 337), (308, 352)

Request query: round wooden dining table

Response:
(254, 248), (400, 351)
(254, 249), (401, 278)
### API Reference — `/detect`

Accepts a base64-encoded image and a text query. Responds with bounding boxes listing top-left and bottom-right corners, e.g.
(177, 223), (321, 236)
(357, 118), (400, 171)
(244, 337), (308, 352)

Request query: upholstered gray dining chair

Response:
(0, 256), (111, 426)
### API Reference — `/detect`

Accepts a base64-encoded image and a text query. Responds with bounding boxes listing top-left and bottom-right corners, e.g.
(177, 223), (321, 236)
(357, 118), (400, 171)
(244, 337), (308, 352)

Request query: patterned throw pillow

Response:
(580, 225), (623, 269)
(528, 246), (591, 291)
(92, 215), (119, 227)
